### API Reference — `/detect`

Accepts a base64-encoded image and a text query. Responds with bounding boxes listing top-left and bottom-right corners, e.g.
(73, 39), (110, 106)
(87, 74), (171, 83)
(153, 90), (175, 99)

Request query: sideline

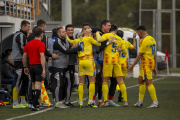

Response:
(6, 77), (165, 120)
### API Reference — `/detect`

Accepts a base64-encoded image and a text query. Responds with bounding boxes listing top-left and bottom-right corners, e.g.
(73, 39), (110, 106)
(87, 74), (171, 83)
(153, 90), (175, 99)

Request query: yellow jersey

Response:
(119, 40), (134, 64)
(67, 36), (101, 58)
(139, 35), (156, 70)
(101, 33), (126, 65)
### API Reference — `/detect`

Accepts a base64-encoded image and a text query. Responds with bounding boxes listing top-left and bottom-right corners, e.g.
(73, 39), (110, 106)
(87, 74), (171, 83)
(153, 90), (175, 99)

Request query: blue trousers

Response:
(2, 78), (14, 91)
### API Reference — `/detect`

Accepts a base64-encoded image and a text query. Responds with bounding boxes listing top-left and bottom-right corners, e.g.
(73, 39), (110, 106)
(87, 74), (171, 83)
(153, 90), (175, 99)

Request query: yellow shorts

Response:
(102, 64), (123, 77)
(139, 69), (153, 80)
(78, 59), (95, 76)
(121, 62), (127, 76)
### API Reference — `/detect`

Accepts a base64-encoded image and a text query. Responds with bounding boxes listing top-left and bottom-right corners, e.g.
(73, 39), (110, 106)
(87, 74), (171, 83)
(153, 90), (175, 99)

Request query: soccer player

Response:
(92, 20), (119, 107)
(22, 27), (46, 111)
(116, 30), (136, 102)
(52, 27), (81, 108)
(75, 23), (91, 38)
(12, 20), (30, 108)
(96, 24), (128, 107)
(66, 29), (101, 108)
(128, 25), (159, 108)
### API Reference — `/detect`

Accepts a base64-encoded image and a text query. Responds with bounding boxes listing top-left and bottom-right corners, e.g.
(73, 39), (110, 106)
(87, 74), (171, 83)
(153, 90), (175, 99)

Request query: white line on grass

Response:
(6, 77), (164, 120)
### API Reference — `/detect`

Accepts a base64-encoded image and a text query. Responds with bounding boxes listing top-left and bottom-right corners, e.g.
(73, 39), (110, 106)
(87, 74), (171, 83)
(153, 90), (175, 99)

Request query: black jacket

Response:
(1, 62), (14, 81)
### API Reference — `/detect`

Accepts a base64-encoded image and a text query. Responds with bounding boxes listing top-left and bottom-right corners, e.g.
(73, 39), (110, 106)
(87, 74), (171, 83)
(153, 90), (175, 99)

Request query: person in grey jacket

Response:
(12, 20), (30, 108)
(51, 27), (81, 108)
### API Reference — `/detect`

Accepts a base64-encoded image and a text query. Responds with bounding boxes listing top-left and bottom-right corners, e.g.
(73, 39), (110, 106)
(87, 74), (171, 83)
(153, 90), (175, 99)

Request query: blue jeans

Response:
(2, 78), (14, 91)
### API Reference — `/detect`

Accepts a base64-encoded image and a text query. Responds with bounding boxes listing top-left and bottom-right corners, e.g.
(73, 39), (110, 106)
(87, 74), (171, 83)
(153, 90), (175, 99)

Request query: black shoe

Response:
(32, 106), (40, 111)
(118, 91), (123, 102)
(65, 102), (76, 108)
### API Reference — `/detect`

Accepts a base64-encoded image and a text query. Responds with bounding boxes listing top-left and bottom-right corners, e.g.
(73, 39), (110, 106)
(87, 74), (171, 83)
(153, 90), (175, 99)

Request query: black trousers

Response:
(13, 61), (29, 96)
(51, 67), (72, 103)
(94, 63), (103, 100)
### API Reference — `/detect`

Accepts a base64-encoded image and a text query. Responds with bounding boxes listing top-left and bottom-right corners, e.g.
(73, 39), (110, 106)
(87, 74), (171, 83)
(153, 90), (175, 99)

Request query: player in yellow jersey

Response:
(128, 25), (159, 108)
(96, 24), (128, 107)
(66, 29), (101, 108)
(116, 30), (136, 102)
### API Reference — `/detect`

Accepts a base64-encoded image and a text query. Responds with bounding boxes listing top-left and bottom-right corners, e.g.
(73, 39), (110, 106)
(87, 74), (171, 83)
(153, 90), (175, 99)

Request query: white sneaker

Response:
(123, 101), (128, 107)
(134, 102), (143, 107)
(147, 103), (159, 108)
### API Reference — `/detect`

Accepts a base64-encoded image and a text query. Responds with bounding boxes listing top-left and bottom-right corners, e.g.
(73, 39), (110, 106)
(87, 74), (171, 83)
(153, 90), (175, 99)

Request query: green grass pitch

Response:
(1, 76), (180, 120)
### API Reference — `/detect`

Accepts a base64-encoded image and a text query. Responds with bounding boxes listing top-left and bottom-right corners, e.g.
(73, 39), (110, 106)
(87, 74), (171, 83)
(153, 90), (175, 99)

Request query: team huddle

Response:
(12, 19), (159, 111)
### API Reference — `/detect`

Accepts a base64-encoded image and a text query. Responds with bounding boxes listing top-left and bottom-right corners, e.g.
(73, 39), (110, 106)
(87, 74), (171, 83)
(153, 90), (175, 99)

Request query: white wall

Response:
(0, 16), (34, 40)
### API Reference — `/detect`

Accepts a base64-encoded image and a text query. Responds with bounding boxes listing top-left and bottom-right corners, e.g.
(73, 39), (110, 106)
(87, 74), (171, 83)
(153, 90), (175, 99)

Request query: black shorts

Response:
(29, 64), (43, 82)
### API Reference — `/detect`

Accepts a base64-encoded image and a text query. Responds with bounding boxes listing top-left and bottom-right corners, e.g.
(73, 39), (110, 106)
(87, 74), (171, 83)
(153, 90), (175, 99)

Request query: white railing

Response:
(3, 0), (35, 20)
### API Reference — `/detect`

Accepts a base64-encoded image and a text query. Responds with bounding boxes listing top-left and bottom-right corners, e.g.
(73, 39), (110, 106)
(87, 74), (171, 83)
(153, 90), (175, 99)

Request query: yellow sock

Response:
(78, 83), (84, 102)
(21, 96), (25, 99)
(148, 84), (157, 101)
(116, 84), (120, 92)
(102, 82), (108, 102)
(119, 82), (127, 102)
(13, 87), (18, 100)
(89, 82), (95, 101)
(139, 84), (146, 101)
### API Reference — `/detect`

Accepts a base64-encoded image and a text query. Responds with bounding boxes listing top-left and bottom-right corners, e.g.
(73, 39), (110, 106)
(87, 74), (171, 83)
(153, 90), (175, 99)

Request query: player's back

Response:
(77, 36), (94, 58)
(139, 35), (156, 70)
(102, 33), (124, 65)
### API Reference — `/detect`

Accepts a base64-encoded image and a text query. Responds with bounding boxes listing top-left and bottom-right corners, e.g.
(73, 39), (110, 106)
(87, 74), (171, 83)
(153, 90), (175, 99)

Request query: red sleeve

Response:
(23, 44), (28, 53)
(39, 43), (45, 53)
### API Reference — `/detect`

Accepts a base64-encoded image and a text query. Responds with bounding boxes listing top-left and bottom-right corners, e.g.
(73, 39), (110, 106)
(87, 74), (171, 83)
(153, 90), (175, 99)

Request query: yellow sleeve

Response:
(90, 37), (101, 46)
(115, 40), (127, 54)
(66, 35), (76, 44)
(126, 41), (134, 49)
(139, 40), (147, 53)
(96, 32), (103, 42)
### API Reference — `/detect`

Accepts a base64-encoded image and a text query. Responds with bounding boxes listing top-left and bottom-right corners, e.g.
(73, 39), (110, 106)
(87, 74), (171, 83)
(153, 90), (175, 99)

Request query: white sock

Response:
(108, 100), (112, 103)
(153, 100), (158, 104)
(138, 100), (143, 103)
(79, 101), (83, 105)
(89, 100), (93, 104)
(13, 100), (18, 106)
(98, 99), (102, 102)
(21, 98), (26, 104)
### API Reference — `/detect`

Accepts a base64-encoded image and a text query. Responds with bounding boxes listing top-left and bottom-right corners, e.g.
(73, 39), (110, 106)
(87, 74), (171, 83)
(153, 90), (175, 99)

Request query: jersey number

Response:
(119, 52), (125, 57)
(111, 42), (117, 53)
(80, 42), (84, 52)
(150, 44), (155, 55)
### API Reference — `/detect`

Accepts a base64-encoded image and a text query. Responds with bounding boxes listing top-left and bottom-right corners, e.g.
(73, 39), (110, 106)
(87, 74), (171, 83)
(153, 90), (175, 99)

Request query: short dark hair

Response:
(37, 19), (46, 27)
(101, 20), (110, 28)
(82, 23), (90, 28)
(52, 28), (58, 37)
(21, 20), (30, 28)
(109, 24), (117, 32)
(65, 24), (74, 30)
(57, 27), (64, 33)
(33, 27), (43, 37)
(117, 30), (124, 38)
(136, 25), (146, 31)
(32, 26), (38, 32)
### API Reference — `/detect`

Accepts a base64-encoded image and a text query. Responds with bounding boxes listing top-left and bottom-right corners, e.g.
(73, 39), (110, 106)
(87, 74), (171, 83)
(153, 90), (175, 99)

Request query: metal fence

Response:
(2, 0), (35, 20)
(139, 0), (180, 68)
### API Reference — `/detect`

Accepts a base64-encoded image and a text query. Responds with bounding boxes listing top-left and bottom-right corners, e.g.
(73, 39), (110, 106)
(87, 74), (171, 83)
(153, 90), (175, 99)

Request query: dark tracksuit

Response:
(51, 37), (81, 103)
(12, 30), (29, 97)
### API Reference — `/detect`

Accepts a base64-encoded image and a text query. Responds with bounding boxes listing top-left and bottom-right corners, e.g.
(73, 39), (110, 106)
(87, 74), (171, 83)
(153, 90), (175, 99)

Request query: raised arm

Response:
(66, 35), (77, 45)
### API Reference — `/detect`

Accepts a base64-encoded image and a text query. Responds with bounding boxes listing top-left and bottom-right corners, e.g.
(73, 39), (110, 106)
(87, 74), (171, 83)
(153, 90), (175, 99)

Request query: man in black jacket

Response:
(12, 20), (30, 108)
